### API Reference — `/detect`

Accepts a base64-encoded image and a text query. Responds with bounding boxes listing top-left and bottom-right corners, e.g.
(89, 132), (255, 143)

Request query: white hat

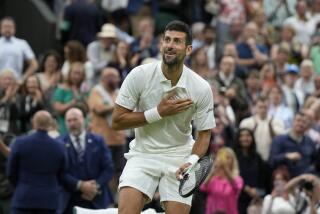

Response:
(97, 23), (116, 38)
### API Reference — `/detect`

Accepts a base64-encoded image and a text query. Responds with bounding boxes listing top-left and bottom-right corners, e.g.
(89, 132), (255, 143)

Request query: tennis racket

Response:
(179, 155), (214, 198)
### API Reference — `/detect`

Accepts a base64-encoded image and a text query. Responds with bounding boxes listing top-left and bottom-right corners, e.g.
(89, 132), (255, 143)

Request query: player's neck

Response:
(161, 63), (183, 86)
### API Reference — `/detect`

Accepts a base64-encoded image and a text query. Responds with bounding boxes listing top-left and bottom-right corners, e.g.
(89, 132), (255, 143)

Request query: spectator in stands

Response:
(234, 128), (270, 214)
(294, 59), (316, 103)
(240, 96), (285, 161)
(88, 67), (125, 198)
(0, 17), (38, 80)
(236, 22), (269, 70)
(263, 0), (296, 29)
(273, 46), (290, 78)
(62, 41), (94, 87)
(302, 108), (320, 147)
(61, 0), (103, 46)
(269, 112), (317, 177)
(214, 55), (248, 124)
(283, 0), (314, 44)
(52, 62), (89, 134)
(270, 25), (308, 65)
(7, 110), (66, 214)
(202, 25), (217, 70)
(261, 166), (295, 214)
(222, 42), (246, 79)
(189, 47), (215, 83)
(284, 173), (320, 213)
(244, 70), (262, 112)
(260, 62), (278, 94)
(18, 75), (46, 133)
(200, 147), (243, 214)
(130, 17), (158, 67)
(87, 24), (117, 78)
(58, 108), (114, 213)
(0, 69), (19, 135)
(281, 64), (302, 113)
(0, 133), (15, 214)
(37, 51), (62, 96)
(267, 85), (294, 129)
(108, 40), (132, 84)
(313, 75), (320, 97)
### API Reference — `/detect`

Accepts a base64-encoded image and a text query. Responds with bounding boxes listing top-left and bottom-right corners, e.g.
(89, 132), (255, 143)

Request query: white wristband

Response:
(144, 107), (162, 123)
(187, 154), (200, 166)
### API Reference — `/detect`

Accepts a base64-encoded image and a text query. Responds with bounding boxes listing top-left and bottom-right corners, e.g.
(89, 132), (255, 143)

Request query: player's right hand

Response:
(157, 91), (193, 117)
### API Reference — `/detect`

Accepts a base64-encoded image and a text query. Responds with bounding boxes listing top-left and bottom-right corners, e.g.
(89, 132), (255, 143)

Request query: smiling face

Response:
(161, 30), (192, 67)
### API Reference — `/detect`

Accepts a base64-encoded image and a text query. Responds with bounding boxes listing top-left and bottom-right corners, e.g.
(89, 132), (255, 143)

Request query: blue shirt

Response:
(269, 134), (316, 177)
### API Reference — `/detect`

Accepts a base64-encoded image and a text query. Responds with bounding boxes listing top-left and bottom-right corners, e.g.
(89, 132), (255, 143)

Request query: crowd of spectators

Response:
(1, 0), (320, 213)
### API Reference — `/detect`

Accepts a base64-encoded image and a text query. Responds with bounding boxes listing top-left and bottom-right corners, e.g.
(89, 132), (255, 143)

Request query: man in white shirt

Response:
(112, 20), (215, 214)
(0, 17), (38, 80)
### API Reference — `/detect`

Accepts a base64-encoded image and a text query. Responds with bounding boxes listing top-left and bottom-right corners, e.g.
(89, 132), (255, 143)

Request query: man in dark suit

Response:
(59, 108), (114, 214)
(7, 110), (66, 214)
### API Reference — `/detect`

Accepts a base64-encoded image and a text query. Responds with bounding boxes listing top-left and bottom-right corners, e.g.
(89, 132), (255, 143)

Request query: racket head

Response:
(178, 155), (214, 198)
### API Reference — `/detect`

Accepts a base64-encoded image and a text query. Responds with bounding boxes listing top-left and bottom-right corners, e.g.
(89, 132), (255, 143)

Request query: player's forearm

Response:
(191, 130), (211, 158)
(112, 111), (148, 130)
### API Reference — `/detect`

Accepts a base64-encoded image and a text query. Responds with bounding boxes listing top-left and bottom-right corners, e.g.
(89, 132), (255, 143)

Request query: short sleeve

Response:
(115, 67), (144, 110)
(21, 40), (35, 60)
(194, 85), (216, 130)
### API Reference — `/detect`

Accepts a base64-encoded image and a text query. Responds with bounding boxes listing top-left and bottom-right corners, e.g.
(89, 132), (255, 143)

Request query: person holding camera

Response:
(285, 173), (320, 214)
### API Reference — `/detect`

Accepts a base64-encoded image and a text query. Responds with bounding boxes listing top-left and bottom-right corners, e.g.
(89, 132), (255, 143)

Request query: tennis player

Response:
(112, 20), (215, 214)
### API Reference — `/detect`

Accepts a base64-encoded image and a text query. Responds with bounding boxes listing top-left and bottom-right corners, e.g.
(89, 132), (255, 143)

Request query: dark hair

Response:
(39, 50), (61, 72)
(272, 165), (291, 182)
(20, 74), (43, 96)
(65, 40), (87, 63)
(234, 128), (257, 158)
(164, 20), (192, 45)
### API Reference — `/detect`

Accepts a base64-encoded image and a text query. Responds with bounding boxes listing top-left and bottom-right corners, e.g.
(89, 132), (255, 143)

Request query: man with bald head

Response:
(58, 108), (114, 213)
(88, 67), (125, 199)
(7, 110), (66, 214)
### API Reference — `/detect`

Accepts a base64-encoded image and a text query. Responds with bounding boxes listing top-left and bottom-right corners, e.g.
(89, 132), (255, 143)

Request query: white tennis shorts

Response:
(118, 153), (193, 206)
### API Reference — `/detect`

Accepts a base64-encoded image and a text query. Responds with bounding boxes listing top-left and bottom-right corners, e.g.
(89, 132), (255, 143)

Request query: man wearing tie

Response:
(58, 108), (114, 214)
(7, 110), (66, 214)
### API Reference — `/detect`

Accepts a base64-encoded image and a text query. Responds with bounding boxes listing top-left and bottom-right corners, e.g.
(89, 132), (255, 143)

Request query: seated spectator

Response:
(269, 112), (317, 177)
(87, 24), (117, 78)
(108, 40), (132, 84)
(234, 128), (270, 214)
(88, 67), (126, 198)
(0, 69), (19, 135)
(261, 166), (295, 214)
(36, 51), (62, 99)
(200, 147), (243, 214)
(0, 132), (14, 214)
(18, 75), (46, 133)
(52, 62), (89, 134)
(281, 64), (302, 114)
(130, 17), (158, 67)
(284, 173), (320, 213)
(214, 55), (249, 124)
(270, 25), (308, 65)
(62, 41), (94, 87)
(245, 70), (262, 112)
(189, 46), (215, 83)
(260, 62), (278, 94)
(267, 85), (294, 130)
(0, 17), (38, 80)
(294, 59), (316, 103)
(240, 96), (285, 161)
(236, 22), (268, 70)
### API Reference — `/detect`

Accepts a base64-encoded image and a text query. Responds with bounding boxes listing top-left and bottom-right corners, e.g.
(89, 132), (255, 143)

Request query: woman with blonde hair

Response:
(200, 147), (244, 214)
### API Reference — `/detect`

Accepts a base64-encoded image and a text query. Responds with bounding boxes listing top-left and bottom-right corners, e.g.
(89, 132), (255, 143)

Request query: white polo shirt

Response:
(0, 36), (35, 78)
(116, 61), (215, 156)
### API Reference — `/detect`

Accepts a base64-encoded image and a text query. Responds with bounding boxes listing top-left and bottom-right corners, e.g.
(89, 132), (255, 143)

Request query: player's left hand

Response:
(175, 162), (192, 180)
